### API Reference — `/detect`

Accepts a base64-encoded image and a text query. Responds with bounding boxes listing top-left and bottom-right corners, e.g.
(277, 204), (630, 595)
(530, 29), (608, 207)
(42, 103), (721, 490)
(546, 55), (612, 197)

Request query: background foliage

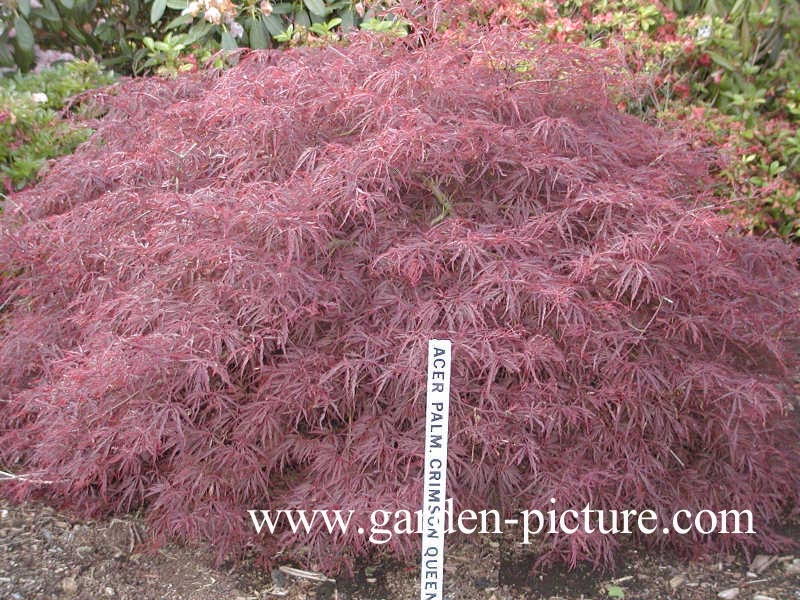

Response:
(0, 0), (405, 75)
(0, 58), (114, 193)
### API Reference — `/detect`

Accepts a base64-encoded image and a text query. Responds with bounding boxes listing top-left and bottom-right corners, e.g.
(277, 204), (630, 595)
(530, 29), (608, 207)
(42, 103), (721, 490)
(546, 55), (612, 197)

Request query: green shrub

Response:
(0, 1), (156, 72)
(0, 1), (404, 75)
(136, 1), (408, 74)
(0, 59), (115, 194)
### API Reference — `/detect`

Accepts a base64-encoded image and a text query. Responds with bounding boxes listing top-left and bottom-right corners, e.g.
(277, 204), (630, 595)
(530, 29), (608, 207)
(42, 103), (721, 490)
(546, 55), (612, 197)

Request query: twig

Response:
(278, 565), (335, 583)
(0, 469), (55, 485)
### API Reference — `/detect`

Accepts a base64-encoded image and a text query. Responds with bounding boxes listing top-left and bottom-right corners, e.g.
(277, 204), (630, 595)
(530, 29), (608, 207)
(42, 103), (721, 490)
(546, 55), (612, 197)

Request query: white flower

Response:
(229, 21), (244, 39)
(31, 93), (49, 104)
(204, 6), (222, 24)
(260, 1), (273, 16)
(182, 1), (202, 17)
(696, 24), (712, 41)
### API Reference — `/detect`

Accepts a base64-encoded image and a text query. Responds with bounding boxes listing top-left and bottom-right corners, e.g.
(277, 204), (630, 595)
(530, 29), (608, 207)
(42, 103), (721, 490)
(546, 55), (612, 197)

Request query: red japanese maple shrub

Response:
(1, 29), (798, 573)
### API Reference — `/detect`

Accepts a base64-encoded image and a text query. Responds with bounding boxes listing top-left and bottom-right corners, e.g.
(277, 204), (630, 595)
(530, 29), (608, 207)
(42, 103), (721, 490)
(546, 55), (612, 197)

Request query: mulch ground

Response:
(1, 498), (798, 599)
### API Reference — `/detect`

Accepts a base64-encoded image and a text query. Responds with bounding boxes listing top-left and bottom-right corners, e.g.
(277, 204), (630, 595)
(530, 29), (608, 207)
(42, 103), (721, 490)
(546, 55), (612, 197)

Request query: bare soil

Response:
(1, 498), (798, 599)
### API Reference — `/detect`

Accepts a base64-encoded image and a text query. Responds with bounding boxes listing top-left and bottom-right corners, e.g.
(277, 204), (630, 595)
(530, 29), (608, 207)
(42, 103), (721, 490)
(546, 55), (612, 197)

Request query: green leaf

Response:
(184, 21), (212, 44)
(271, 3), (294, 14)
(165, 14), (194, 30)
(14, 47), (35, 71)
(730, 0), (747, 17)
(605, 584), (625, 598)
(249, 18), (268, 48)
(58, 0), (74, 8)
(166, 0), (188, 8)
(273, 23), (292, 41)
(94, 21), (117, 43)
(0, 43), (14, 67)
(118, 31), (133, 57)
(295, 9), (311, 26)
(19, 0), (31, 18)
(303, 0), (327, 17)
(262, 14), (284, 35)
(64, 21), (87, 44)
(13, 16), (35, 52)
(129, 0), (141, 21)
(151, 0), (167, 23)
(39, 0), (63, 23)
(708, 51), (737, 72)
(739, 17), (751, 58)
(221, 30), (238, 50)
(326, 0), (350, 10)
(339, 7), (354, 30)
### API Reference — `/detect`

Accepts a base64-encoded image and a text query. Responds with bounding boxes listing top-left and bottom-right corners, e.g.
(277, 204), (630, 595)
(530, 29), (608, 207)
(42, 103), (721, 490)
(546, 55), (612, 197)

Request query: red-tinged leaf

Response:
(0, 28), (798, 576)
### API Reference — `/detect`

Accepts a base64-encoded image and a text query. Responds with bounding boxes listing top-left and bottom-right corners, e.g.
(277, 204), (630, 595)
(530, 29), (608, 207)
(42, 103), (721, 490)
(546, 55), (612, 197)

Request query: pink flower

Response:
(204, 6), (222, 24)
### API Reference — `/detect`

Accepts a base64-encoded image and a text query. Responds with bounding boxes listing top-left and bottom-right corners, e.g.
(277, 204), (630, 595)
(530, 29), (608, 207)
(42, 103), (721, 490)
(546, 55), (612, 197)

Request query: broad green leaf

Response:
(295, 9), (311, 26)
(13, 16), (35, 52)
(605, 585), (625, 598)
(19, 0), (31, 18)
(271, 3), (293, 14)
(339, 7), (354, 30)
(165, 14), (194, 30)
(262, 14), (284, 35)
(129, 0), (141, 21)
(184, 21), (212, 44)
(166, 0), (188, 8)
(221, 30), (238, 50)
(14, 45), (34, 71)
(59, 0), (74, 8)
(249, 18), (268, 48)
(326, 0), (350, 10)
(151, 0), (167, 23)
(303, 0), (327, 17)
(39, 0), (63, 23)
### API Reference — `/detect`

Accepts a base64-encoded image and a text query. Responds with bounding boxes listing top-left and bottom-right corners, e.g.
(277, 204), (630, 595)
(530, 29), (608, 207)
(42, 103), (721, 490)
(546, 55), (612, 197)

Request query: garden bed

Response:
(1, 498), (799, 599)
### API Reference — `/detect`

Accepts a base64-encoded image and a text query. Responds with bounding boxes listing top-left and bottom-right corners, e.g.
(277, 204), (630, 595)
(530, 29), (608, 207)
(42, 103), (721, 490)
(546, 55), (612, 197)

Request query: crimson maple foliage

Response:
(1, 30), (798, 572)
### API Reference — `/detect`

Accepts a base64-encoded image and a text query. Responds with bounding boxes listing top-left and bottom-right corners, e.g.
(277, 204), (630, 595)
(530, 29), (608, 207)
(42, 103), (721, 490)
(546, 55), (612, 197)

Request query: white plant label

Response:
(419, 339), (452, 600)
